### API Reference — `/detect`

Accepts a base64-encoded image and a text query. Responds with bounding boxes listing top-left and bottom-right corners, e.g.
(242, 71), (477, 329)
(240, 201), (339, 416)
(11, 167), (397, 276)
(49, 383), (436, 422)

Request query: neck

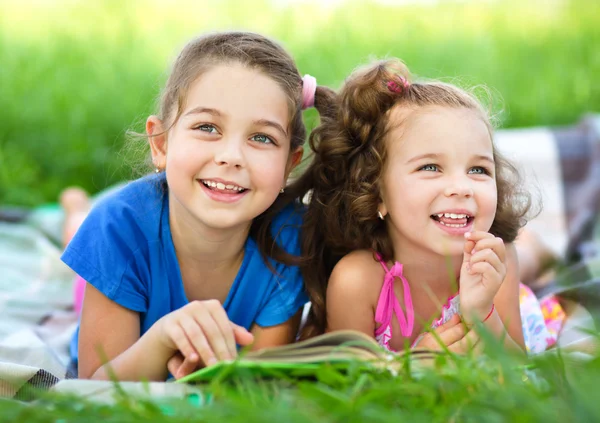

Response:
(389, 232), (463, 292)
(168, 196), (250, 272)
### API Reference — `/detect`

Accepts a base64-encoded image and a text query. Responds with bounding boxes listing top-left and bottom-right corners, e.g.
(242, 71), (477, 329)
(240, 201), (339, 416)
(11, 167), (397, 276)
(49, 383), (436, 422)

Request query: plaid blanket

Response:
(495, 114), (600, 262)
(0, 217), (76, 398)
(0, 115), (598, 401)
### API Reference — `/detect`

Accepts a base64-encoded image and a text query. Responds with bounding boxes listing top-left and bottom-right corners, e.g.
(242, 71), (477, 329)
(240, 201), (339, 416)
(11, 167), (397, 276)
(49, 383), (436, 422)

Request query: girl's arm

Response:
(250, 308), (304, 349)
(325, 251), (378, 336)
(459, 233), (525, 353)
(78, 283), (172, 381)
(487, 242), (526, 350)
(80, 284), (254, 381)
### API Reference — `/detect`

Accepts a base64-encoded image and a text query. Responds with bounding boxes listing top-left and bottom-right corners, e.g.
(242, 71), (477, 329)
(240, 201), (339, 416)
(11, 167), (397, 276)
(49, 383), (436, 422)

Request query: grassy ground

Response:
(1, 347), (600, 422)
(0, 0), (598, 206)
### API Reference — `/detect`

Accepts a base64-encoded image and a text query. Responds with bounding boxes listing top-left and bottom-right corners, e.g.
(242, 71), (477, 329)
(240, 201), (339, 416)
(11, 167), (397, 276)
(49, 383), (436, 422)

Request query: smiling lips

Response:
(431, 212), (474, 234)
(201, 179), (247, 193)
(199, 178), (249, 203)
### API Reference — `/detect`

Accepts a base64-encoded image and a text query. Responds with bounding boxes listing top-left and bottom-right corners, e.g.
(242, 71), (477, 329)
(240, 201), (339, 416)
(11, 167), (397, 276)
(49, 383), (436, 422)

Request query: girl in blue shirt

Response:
(61, 31), (332, 381)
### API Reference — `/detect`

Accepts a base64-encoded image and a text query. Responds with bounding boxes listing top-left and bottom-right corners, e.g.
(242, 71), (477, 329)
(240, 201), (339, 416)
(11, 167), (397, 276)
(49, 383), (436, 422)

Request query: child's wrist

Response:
(482, 304), (495, 322)
(460, 303), (495, 325)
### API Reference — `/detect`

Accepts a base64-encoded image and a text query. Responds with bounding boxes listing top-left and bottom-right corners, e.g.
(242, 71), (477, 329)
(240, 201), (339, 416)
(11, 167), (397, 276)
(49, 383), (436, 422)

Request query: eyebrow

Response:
(253, 119), (288, 138)
(406, 153), (495, 164)
(183, 106), (222, 117)
(473, 154), (495, 165)
(182, 107), (288, 137)
(406, 153), (440, 164)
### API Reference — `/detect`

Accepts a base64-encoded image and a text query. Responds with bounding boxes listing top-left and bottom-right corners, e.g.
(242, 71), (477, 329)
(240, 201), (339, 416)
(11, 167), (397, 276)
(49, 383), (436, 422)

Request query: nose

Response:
(444, 174), (474, 198)
(213, 137), (245, 169)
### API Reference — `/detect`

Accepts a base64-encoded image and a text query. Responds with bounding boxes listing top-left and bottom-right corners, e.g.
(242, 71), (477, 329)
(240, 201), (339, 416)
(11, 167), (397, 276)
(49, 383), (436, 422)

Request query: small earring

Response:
(155, 168), (161, 173)
(280, 187), (285, 193)
(377, 211), (384, 220)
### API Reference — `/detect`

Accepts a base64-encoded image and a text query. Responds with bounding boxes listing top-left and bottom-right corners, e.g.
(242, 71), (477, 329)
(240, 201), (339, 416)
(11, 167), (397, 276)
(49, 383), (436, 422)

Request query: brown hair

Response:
(293, 59), (532, 338)
(150, 31), (336, 266)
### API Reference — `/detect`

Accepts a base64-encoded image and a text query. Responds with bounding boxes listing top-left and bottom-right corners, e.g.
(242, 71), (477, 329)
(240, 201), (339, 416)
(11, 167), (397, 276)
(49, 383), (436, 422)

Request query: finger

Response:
(463, 236), (476, 262)
(189, 305), (233, 363)
(434, 314), (462, 334)
(448, 329), (480, 354)
(436, 321), (467, 346)
(176, 357), (201, 379)
(469, 248), (504, 275)
(413, 333), (440, 350)
(465, 231), (496, 243)
(167, 353), (184, 377)
(469, 261), (501, 283)
(417, 318), (466, 349)
(231, 322), (254, 346)
(470, 237), (506, 262)
(179, 314), (217, 367)
(167, 321), (200, 364)
(205, 300), (237, 359)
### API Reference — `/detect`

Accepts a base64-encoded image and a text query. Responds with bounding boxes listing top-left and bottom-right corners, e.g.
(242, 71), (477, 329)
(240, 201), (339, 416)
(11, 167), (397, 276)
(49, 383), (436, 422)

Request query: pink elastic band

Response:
(387, 76), (409, 94)
(301, 74), (317, 110)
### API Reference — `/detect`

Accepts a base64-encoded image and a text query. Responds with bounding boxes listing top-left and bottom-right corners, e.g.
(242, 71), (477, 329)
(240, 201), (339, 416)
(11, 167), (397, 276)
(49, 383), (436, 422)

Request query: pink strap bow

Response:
(374, 262), (414, 338)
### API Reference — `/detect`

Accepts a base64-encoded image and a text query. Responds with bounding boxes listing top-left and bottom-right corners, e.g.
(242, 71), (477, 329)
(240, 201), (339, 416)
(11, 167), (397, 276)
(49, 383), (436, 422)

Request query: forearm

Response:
(88, 327), (173, 382)
(481, 311), (525, 353)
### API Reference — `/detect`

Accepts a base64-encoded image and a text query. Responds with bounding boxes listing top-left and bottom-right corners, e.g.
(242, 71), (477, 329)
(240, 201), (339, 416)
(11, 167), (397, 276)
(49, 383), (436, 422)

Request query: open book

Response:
(177, 330), (441, 384)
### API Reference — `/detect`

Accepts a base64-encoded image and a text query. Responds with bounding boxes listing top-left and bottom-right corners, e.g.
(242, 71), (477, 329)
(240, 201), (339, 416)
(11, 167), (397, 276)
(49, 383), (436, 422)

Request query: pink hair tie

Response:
(301, 74), (317, 110)
(387, 76), (409, 94)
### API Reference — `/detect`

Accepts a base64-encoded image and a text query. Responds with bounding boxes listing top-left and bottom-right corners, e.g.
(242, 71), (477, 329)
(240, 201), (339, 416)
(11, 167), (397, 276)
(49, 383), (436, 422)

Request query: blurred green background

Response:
(0, 0), (598, 206)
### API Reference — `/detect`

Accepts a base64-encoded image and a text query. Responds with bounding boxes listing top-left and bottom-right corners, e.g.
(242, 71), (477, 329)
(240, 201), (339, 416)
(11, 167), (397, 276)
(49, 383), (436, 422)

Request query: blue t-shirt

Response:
(62, 173), (308, 364)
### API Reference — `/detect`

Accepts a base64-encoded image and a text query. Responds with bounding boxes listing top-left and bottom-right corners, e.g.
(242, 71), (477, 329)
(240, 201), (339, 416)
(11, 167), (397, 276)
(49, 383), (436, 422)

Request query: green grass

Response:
(0, 0), (599, 206)
(1, 348), (600, 422)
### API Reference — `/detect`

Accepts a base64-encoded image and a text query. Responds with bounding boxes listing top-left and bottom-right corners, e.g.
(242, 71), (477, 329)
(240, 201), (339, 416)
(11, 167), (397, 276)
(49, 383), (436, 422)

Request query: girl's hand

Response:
(414, 315), (483, 355)
(414, 314), (465, 350)
(459, 231), (506, 325)
(447, 328), (483, 355)
(167, 353), (186, 378)
(154, 300), (254, 377)
(167, 321), (253, 379)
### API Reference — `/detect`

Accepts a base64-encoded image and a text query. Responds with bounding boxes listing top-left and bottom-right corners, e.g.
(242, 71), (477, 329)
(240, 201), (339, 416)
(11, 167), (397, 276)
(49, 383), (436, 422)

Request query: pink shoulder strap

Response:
(374, 253), (414, 338)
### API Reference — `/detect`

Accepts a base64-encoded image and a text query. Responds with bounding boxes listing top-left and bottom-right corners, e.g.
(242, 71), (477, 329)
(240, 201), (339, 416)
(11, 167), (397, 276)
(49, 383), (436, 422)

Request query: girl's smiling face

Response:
(379, 105), (497, 261)
(148, 63), (302, 233)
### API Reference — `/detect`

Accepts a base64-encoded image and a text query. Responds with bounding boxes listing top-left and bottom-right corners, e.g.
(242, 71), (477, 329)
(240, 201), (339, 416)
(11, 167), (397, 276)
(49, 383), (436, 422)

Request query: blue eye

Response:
(469, 166), (489, 175)
(419, 164), (438, 172)
(196, 124), (218, 134)
(251, 134), (274, 145)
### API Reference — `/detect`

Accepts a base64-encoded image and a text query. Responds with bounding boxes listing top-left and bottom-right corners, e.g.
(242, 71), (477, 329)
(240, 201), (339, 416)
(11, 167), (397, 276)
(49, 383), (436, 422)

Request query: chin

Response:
(432, 239), (466, 257)
(195, 212), (246, 230)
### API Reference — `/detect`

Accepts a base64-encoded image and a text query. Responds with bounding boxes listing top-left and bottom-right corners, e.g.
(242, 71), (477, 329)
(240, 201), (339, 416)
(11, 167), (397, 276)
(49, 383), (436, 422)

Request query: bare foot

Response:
(59, 187), (90, 247)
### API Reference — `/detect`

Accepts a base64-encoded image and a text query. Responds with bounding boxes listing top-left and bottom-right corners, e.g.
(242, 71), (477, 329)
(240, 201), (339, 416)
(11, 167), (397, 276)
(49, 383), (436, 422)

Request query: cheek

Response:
(249, 151), (288, 187)
(483, 183), (499, 217)
(165, 138), (202, 167)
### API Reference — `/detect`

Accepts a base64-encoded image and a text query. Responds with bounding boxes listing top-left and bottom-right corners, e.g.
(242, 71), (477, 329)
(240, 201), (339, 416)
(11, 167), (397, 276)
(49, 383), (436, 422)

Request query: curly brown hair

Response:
(292, 59), (532, 338)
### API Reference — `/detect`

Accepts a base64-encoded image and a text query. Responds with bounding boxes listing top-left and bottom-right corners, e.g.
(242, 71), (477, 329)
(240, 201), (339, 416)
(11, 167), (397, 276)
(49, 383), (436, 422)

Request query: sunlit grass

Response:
(0, 0), (598, 205)
(1, 346), (600, 422)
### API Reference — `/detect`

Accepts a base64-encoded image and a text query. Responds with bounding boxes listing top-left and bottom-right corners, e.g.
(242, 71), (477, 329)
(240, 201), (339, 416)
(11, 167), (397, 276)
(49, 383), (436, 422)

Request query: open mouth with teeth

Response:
(430, 212), (474, 228)
(201, 180), (247, 193)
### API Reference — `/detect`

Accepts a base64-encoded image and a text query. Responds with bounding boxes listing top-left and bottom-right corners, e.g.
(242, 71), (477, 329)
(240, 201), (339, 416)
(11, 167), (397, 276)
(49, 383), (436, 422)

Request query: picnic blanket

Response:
(0, 213), (77, 399)
(494, 113), (600, 262)
(0, 114), (599, 401)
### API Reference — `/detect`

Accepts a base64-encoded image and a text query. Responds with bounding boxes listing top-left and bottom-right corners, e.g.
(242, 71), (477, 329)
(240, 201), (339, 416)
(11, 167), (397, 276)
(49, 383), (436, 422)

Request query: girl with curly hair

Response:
(293, 59), (551, 353)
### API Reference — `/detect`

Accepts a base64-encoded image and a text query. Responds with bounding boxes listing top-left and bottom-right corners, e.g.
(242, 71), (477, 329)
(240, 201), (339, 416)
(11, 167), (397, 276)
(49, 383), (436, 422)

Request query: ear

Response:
(285, 146), (304, 177)
(147, 115), (168, 169)
(378, 201), (388, 219)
